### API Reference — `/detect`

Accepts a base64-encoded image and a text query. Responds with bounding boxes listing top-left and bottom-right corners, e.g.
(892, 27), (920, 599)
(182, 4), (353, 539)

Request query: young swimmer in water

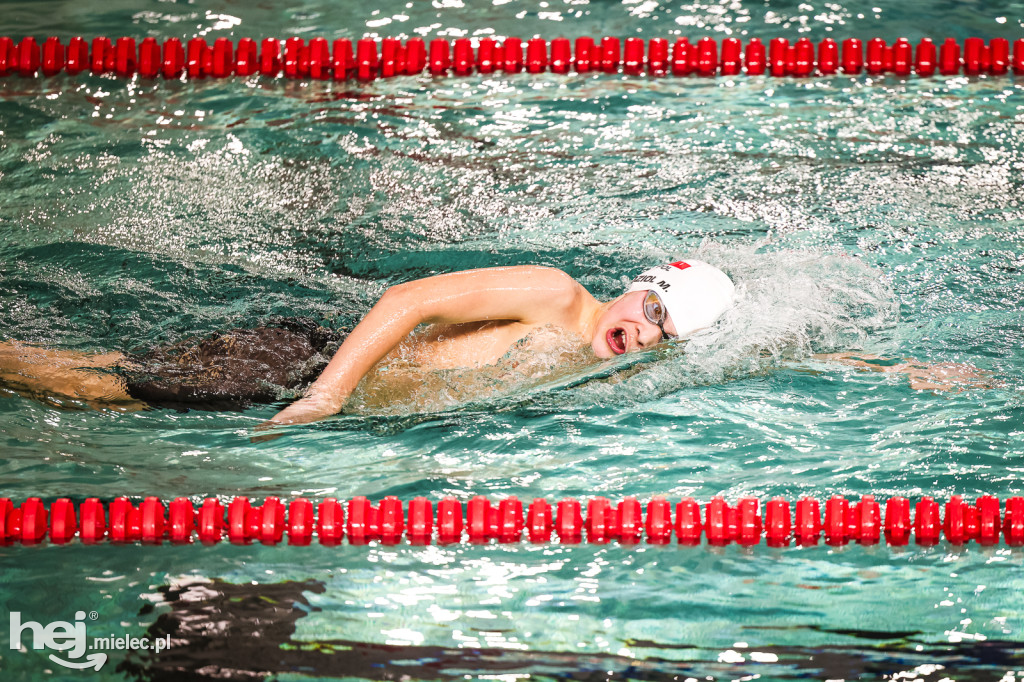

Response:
(0, 261), (988, 420)
(264, 260), (735, 426)
(0, 261), (732, 416)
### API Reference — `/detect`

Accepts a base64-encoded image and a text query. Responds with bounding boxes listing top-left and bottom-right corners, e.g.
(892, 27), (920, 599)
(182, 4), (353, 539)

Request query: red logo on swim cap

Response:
(669, 261), (691, 270)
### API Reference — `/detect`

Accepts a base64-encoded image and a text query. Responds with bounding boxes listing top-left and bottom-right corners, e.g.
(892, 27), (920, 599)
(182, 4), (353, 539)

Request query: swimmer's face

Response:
(591, 291), (679, 359)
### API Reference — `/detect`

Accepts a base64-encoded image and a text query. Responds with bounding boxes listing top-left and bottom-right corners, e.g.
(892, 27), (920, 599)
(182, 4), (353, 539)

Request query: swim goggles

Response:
(642, 290), (676, 340)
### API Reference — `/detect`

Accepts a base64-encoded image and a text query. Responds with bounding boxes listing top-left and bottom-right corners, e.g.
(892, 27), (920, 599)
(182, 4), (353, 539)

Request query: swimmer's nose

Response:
(637, 324), (660, 349)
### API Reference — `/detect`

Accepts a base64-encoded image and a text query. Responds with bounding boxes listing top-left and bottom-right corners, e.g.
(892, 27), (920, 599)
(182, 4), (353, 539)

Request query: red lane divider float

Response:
(1, 36), (1022, 81)
(1, 495), (1023, 547)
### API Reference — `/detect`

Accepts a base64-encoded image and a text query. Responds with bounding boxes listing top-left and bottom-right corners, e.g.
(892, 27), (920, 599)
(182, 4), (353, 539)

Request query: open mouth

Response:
(606, 328), (627, 355)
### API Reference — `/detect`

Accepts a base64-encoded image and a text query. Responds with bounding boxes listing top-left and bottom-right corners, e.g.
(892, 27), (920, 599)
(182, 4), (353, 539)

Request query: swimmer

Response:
(0, 261), (990, 422)
(265, 260), (735, 427)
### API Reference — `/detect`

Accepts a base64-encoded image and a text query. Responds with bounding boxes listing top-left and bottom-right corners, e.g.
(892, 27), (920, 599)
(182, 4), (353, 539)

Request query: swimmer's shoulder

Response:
(498, 266), (598, 329)
(500, 265), (589, 304)
(496, 265), (577, 286)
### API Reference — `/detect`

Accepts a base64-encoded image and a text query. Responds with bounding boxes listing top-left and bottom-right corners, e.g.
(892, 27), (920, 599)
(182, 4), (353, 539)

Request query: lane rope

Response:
(2, 494), (1021, 547)
(0, 35), (1021, 81)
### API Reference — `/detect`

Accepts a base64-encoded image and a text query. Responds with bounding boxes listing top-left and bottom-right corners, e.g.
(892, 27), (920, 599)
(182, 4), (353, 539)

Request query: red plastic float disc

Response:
(186, 38), (208, 78)
(885, 497), (911, 546)
(346, 496), (374, 545)
(720, 38), (741, 76)
(765, 498), (791, 547)
(168, 498), (194, 544)
(0, 37), (14, 76)
(287, 498), (313, 546)
(792, 37), (814, 76)
(825, 496), (849, 546)
(939, 37), (960, 75)
(283, 37), (303, 78)
(108, 497), (137, 544)
(197, 498), (224, 544)
(80, 498), (106, 544)
(617, 497), (643, 544)
(307, 37), (329, 79)
(768, 38), (789, 76)
(556, 499), (582, 543)
(586, 497), (612, 544)
(526, 498), (552, 543)
(17, 37), (40, 77)
(695, 37), (717, 76)
(841, 38), (863, 74)
(574, 37), (595, 73)
(41, 37), (65, 76)
(550, 37), (570, 74)
(162, 38), (184, 79)
(210, 37), (233, 77)
(138, 37), (160, 78)
(403, 38), (424, 74)
(794, 498), (821, 545)
(227, 497), (251, 545)
(453, 37), (475, 75)
(428, 38), (449, 75)
(49, 498), (76, 544)
(503, 37), (523, 72)
(407, 497), (433, 544)
(498, 497), (524, 543)
(675, 498), (702, 545)
(235, 37), (257, 76)
(257, 497), (286, 545)
(600, 36), (620, 74)
(380, 37), (401, 78)
(526, 37), (547, 74)
(644, 497), (672, 544)
(741, 38), (763, 75)
(331, 39), (354, 80)
(378, 497), (404, 545)
(963, 36), (983, 75)
(736, 498), (761, 546)
(817, 38), (838, 74)
(113, 37), (136, 77)
(915, 38), (936, 76)
(437, 497), (463, 544)
(1003, 497), (1024, 546)
(466, 496), (491, 543)
(622, 37), (643, 75)
(315, 498), (344, 545)
(977, 495), (1001, 546)
(259, 38), (281, 77)
(647, 38), (668, 75)
(477, 38), (498, 74)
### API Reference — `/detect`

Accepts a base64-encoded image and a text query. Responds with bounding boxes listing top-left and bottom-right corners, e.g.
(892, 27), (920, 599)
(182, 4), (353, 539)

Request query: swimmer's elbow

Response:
(378, 283), (429, 324)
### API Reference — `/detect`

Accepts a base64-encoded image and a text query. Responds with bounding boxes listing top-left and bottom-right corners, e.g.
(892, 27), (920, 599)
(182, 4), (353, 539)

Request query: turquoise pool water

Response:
(2, 1), (1024, 680)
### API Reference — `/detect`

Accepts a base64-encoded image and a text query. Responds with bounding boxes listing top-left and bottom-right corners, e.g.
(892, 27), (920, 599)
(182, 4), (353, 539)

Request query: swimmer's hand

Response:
(250, 424), (284, 444)
(258, 387), (342, 425)
(813, 353), (997, 391)
(254, 390), (342, 439)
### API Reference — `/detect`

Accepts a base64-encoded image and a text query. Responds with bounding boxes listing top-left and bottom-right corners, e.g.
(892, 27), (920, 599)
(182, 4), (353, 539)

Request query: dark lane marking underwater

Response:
(120, 578), (1022, 682)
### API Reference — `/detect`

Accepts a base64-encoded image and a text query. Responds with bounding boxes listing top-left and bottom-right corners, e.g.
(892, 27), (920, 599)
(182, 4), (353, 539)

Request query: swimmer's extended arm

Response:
(813, 353), (994, 391)
(259, 266), (586, 428)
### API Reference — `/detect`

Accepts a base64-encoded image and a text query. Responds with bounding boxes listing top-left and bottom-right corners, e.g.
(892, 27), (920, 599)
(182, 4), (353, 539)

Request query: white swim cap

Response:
(625, 260), (735, 338)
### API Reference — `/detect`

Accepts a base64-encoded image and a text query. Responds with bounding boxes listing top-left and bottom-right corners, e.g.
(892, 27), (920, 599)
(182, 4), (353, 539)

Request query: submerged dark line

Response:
(118, 578), (1024, 682)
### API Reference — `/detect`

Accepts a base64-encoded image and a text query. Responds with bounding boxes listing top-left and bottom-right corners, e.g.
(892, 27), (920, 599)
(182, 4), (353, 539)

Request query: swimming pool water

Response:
(2, 1), (1024, 680)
